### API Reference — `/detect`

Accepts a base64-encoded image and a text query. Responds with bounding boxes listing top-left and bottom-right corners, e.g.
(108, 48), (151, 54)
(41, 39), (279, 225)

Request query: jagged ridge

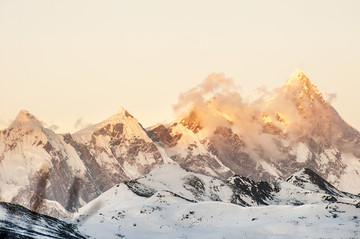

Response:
(1, 70), (360, 219)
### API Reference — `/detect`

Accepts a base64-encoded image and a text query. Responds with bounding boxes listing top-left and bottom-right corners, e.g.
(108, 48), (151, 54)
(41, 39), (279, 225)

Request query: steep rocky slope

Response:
(0, 202), (86, 238)
(0, 109), (173, 217)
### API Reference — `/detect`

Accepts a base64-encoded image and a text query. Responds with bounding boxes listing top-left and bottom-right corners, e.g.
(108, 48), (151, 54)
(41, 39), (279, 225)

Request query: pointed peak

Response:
(73, 107), (151, 142)
(9, 110), (43, 129)
(284, 70), (325, 103)
(14, 110), (40, 123)
(74, 107), (139, 137)
(117, 106), (134, 118)
(285, 69), (309, 87)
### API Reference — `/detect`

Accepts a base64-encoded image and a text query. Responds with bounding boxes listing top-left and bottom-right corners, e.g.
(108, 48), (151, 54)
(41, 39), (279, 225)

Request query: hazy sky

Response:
(1, 0), (359, 133)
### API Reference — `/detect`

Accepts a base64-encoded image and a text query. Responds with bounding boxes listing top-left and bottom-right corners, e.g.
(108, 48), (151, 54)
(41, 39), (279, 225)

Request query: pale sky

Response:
(0, 0), (359, 133)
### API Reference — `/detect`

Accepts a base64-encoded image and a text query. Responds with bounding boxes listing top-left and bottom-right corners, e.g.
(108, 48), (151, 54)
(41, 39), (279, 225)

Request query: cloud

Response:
(325, 92), (337, 104)
(74, 118), (84, 129)
(172, 72), (345, 162)
(172, 73), (289, 161)
(40, 121), (60, 132)
(256, 85), (272, 98)
(48, 124), (59, 131)
(74, 117), (91, 130)
(173, 73), (241, 116)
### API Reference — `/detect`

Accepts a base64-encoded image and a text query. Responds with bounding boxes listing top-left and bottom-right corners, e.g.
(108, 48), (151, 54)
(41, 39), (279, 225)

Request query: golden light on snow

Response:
(262, 112), (289, 126)
(276, 113), (289, 126)
(262, 114), (272, 124)
(217, 111), (233, 123)
(285, 69), (305, 87)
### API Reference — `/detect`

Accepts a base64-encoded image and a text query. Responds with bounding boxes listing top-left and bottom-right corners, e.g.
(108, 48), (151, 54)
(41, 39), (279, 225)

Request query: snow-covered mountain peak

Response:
(9, 110), (43, 130)
(103, 111), (135, 126)
(97, 107), (138, 126)
(284, 70), (325, 104)
(285, 69), (307, 86)
(117, 106), (134, 118)
(261, 70), (331, 136)
(73, 107), (148, 142)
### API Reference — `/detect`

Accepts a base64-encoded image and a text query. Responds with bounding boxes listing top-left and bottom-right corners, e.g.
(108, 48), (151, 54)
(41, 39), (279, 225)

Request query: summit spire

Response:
(117, 106), (134, 118)
(285, 69), (308, 87)
(9, 110), (43, 129)
(284, 70), (325, 103)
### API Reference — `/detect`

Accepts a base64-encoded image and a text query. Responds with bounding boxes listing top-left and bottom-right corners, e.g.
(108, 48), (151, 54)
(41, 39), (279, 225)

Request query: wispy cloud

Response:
(173, 72), (347, 162)
(48, 124), (59, 131)
(40, 121), (60, 132)
(325, 92), (337, 104)
(74, 117), (92, 130)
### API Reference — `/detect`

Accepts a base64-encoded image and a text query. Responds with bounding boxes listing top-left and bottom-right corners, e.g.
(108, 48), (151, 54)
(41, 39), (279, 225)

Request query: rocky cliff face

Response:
(72, 107), (169, 189)
(0, 202), (86, 238)
(0, 111), (95, 216)
(0, 109), (173, 217)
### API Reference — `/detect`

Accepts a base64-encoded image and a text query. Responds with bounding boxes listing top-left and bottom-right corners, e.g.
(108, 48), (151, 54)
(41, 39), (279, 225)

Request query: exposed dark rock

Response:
(208, 127), (262, 180)
(172, 153), (232, 180)
(183, 175), (206, 200)
(164, 190), (197, 203)
(0, 202), (87, 239)
(180, 111), (202, 133)
(322, 195), (337, 202)
(287, 168), (343, 196)
(229, 175), (273, 206)
(124, 180), (157, 198)
(66, 177), (83, 212)
(147, 124), (181, 147)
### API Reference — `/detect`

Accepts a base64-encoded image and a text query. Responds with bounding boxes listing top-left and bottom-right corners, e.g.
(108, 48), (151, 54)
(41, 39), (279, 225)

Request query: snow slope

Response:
(72, 165), (360, 239)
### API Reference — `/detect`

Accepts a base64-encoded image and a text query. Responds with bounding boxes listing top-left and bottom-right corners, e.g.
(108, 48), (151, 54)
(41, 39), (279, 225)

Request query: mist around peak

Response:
(172, 70), (356, 162)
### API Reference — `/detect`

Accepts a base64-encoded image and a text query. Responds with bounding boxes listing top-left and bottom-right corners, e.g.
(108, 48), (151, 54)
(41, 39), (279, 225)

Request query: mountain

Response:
(72, 107), (172, 183)
(70, 165), (360, 239)
(1, 70), (360, 219)
(0, 108), (174, 217)
(2, 143), (360, 238)
(148, 70), (360, 194)
(0, 110), (88, 217)
(147, 118), (233, 179)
